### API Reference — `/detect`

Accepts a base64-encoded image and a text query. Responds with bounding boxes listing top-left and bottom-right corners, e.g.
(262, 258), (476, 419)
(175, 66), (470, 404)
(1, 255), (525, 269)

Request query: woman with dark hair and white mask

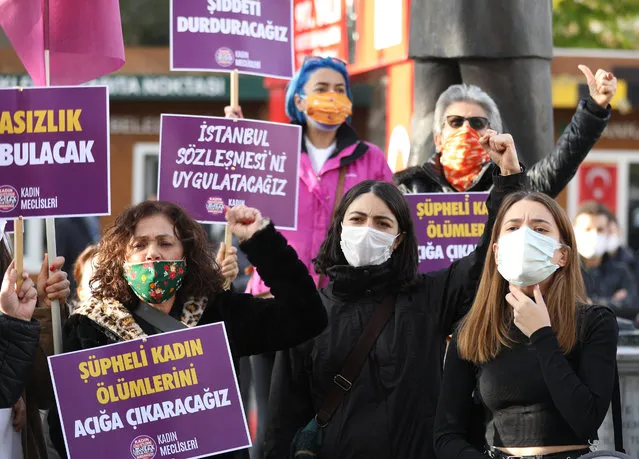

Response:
(434, 191), (618, 459)
(264, 132), (527, 458)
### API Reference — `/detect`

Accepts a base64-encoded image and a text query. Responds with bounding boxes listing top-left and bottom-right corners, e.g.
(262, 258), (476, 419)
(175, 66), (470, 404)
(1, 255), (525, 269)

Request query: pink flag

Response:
(0, 0), (125, 86)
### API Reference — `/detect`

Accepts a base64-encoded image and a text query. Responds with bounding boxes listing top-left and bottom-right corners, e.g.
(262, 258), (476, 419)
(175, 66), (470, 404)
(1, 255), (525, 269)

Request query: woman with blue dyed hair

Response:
(226, 56), (392, 295)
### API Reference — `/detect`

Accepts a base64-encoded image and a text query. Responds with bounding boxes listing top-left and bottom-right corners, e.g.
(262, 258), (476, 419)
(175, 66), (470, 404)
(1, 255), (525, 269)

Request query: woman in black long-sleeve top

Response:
(434, 191), (618, 459)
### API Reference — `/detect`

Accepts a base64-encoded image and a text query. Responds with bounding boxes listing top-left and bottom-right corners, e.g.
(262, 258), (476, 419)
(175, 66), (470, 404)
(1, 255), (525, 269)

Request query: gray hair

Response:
(433, 84), (503, 135)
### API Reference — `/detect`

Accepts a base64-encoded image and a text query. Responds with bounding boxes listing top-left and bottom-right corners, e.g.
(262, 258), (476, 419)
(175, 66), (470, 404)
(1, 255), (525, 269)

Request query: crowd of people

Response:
(0, 55), (631, 459)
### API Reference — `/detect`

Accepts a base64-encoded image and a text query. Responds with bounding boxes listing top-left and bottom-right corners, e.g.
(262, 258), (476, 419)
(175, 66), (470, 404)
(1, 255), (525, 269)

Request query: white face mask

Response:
(340, 225), (397, 267)
(607, 234), (621, 255)
(497, 226), (562, 287)
(574, 230), (608, 259)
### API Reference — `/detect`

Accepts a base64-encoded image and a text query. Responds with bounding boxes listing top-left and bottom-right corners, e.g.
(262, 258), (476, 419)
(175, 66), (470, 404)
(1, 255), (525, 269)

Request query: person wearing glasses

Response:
(394, 66), (617, 197)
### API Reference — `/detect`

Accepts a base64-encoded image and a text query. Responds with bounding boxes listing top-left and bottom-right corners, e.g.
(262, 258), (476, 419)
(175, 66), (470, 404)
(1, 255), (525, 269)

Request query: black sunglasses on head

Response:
(303, 55), (347, 66)
(446, 115), (490, 131)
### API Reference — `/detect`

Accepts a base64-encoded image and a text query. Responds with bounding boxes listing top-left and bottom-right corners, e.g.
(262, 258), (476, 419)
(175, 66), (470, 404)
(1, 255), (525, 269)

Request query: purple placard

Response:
(49, 323), (251, 459)
(170, 0), (294, 79)
(158, 115), (301, 230)
(405, 192), (490, 273)
(0, 86), (110, 219)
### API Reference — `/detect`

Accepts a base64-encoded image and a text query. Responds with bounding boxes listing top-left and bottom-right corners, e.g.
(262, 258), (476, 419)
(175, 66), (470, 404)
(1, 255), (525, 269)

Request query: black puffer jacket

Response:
(0, 314), (40, 408)
(264, 171), (528, 459)
(394, 97), (610, 197)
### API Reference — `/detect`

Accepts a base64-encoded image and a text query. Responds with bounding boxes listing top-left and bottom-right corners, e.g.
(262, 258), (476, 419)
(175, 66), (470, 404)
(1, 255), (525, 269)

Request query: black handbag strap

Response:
(315, 295), (395, 426)
(611, 363), (625, 453)
(132, 302), (188, 333)
(317, 166), (347, 288)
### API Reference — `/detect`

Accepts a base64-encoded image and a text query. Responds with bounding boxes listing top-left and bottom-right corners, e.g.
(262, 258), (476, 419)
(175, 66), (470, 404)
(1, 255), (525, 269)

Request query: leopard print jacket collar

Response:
(72, 296), (207, 341)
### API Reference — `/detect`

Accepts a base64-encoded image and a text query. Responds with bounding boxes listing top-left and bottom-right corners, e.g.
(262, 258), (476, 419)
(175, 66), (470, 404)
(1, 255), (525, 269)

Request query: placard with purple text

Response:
(0, 86), (110, 219)
(171, 0), (294, 78)
(158, 115), (301, 230)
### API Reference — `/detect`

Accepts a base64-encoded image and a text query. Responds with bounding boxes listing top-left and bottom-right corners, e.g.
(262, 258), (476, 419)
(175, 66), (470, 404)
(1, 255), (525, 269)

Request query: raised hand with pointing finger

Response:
(578, 65), (617, 108)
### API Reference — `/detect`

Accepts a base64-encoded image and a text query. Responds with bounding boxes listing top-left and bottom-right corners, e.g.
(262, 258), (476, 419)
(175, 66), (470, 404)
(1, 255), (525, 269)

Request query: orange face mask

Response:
(304, 92), (352, 130)
(439, 125), (490, 191)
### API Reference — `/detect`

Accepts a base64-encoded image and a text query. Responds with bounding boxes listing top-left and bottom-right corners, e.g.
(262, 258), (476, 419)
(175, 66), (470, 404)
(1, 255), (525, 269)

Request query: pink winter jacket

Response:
(246, 131), (393, 295)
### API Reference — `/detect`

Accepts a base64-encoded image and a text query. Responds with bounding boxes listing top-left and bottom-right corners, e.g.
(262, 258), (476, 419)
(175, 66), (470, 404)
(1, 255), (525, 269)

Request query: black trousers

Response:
(409, 57), (554, 169)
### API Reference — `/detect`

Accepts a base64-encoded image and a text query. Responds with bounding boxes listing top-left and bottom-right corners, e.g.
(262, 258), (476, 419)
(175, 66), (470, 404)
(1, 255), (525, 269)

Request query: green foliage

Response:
(120, 0), (170, 46)
(116, 0), (639, 49)
(553, 0), (639, 49)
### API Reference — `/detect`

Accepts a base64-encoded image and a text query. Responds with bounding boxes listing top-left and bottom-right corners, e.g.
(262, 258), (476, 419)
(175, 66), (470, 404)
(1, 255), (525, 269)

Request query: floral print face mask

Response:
(439, 125), (491, 191)
(123, 260), (187, 304)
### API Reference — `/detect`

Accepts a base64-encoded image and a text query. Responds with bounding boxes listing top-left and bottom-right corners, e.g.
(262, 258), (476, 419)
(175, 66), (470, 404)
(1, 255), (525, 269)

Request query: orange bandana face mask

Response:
(304, 92), (353, 131)
(439, 125), (491, 191)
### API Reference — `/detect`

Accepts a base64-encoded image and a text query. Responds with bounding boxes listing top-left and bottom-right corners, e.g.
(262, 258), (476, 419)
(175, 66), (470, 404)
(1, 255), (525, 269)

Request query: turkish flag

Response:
(578, 163), (617, 213)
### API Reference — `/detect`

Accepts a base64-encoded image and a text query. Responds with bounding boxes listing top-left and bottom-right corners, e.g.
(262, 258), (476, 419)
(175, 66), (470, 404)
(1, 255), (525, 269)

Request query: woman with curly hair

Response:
(48, 200), (327, 459)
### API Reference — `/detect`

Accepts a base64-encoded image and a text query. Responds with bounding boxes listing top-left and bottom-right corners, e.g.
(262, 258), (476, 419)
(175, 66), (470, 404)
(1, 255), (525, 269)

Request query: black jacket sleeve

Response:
(526, 97), (610, 198)
(264, 344), (315, 459)
(430, 170), (529, 332)
(433, 336), (486, 459)
(530, 307), (618, 440)
(62, 314), (113, 353)
(203, 223), (327, 357)
(0, 315), (41, 408)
